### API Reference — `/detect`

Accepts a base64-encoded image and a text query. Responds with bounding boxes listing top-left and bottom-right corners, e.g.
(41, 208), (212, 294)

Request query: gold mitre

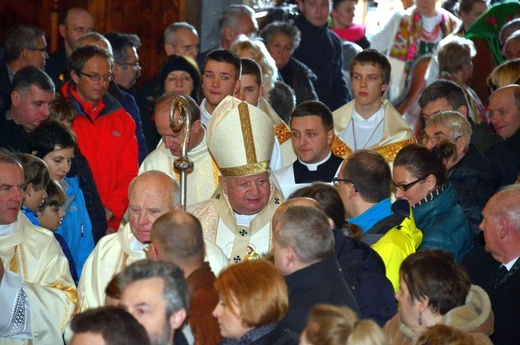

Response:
(207, 95), (274, 177)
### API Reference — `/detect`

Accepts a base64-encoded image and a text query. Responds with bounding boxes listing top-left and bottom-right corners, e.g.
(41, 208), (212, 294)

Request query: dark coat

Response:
(279, 57), (318, 105)
(0, 60), (12, 118)
(485, 129), (520, 186)
(449, 144), (502, 243)
(334, 229), (397, 327)
(283, 255), (360, 334)
(0, 120), (29, 152)
(293, 15), (350, 111)
(462, 245), (520, 345)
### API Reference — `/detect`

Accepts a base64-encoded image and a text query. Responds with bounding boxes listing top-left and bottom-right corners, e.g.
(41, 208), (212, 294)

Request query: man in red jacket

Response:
(62, 45), (138, 233)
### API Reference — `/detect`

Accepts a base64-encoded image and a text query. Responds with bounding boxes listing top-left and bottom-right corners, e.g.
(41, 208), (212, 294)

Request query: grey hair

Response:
(11, 66), (55, 94)
(260, 21), (302, 52)
(219, 5), (256, 39)
(275, 206), (334, 264)
(120, 259), (190, 315)
(163, 22), (198, 45)
(427, 111), (472, 151)
(496, 184), (520, 233)
(5, 24), (44, 63)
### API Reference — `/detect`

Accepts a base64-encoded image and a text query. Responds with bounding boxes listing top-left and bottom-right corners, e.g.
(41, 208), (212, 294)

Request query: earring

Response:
(418, 312), (423, 326)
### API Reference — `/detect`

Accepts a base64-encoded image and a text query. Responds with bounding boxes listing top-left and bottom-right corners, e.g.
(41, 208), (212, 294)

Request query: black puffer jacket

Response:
(449, 144), (502, 244)
(334, 229), (397, 327)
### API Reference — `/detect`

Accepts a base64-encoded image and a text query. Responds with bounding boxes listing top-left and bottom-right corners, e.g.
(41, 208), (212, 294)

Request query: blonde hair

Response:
(486, 59), (520, 91)
(230, 34), (277, 94)
(303, 304), (388, 345)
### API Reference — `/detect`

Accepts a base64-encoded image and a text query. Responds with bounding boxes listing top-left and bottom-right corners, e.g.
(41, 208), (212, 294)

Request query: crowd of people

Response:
(1, 0), (520, 344)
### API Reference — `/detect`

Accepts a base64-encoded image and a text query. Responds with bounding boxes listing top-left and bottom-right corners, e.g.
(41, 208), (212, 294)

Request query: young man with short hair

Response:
(273, 100), (342, 197)
(332, 49), (414, 162)
(200, 49), (241, 126)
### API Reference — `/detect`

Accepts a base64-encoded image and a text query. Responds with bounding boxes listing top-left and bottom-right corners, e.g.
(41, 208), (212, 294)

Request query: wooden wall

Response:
(0, 0), (194, 84)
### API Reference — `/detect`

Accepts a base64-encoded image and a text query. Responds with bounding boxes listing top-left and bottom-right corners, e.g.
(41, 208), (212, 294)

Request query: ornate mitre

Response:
(207, 95), (274, 177)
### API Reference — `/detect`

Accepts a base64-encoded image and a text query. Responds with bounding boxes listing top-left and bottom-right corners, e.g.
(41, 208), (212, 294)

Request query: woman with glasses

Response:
(393, 143), (472, 262)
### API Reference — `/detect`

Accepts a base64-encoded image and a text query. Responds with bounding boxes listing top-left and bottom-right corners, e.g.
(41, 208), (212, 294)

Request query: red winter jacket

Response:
(62, 81), (138, 230)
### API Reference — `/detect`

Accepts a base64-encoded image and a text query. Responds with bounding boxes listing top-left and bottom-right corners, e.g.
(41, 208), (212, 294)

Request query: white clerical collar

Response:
(504, 256), (520, 270)
(200, 99), (212, 127)
(234, 212), (257, 227)
(131, 236), (148, 251)
(297, 150), (332, 172)
(0, 222), (16, 236)
(352, 105), (384, 125)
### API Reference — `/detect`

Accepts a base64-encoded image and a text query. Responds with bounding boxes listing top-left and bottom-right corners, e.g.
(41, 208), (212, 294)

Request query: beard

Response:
(150, 320), (172, 345)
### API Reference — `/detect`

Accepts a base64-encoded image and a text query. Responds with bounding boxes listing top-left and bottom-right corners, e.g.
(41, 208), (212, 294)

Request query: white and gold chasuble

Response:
(0, 213), (78, 345)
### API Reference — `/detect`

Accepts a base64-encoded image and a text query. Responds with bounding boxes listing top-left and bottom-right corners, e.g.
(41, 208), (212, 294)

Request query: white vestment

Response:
(0, 213), (78, 345)
(139, 129), (218, 206)
(78, 223), (228, 310)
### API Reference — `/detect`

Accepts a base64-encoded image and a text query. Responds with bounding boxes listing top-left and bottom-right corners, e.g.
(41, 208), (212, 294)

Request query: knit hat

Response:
(158, 55), (201, 99)
(207, 96), (274, 177)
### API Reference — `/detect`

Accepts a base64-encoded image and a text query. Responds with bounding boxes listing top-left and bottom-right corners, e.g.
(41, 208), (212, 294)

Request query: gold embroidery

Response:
(219, 161), (270, 177)
(374, 137), (418, 162)
(47, 281), (80, 330)
(331, 135), (352, 159)
(238, 102), (257, 165)
(331, 135), (417, 162)
(274, 123), (292, 145)
(9, 245), (18, 273)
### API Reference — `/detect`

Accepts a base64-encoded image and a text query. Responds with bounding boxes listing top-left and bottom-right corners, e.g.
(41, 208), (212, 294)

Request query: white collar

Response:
(0, 222), (16, 236)
(504, 256), (520, 270)
(297, 151), (332, 171)
(200, 99), (212, 127)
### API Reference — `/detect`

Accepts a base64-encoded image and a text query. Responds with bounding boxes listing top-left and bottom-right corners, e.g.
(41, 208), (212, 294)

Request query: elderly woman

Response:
(393, 144), (472, 261)
(301, 304), (387, 345)
(260, 21), (318, 105)
(369, 0), (460, 101)
(384, 250), (493, 345)
(422, 111), (501, 244)
(213, 259), (298, 345)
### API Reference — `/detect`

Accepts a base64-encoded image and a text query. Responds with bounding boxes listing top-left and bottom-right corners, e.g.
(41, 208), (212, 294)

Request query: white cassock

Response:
(78, 222), (228, 310)
(0, 213), (78, 345)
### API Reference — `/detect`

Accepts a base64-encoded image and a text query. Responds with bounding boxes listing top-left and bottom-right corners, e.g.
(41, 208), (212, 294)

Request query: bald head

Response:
(488, 85), (520, 139)
(60, 7), (94, 55)
(150, 210), (204, 275)
(128, 171), (181, 243)
(74, 32), (113, 54)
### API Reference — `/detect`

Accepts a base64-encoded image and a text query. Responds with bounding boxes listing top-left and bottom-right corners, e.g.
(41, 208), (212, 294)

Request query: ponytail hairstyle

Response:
(302, 304), (388, 345)
(394, 143), (448, 188)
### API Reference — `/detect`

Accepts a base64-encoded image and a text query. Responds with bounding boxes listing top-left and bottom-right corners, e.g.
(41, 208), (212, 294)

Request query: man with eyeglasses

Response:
(423, 111), (501, 245)
(62, 45), (139, 234)
(418, 79), (501, 152)
(334, 150), (422, 292)
(1, 24), (49, 118)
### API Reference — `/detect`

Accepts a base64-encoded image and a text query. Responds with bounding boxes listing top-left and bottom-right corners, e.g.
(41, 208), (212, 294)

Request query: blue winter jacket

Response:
(57, 176), (95, 278)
